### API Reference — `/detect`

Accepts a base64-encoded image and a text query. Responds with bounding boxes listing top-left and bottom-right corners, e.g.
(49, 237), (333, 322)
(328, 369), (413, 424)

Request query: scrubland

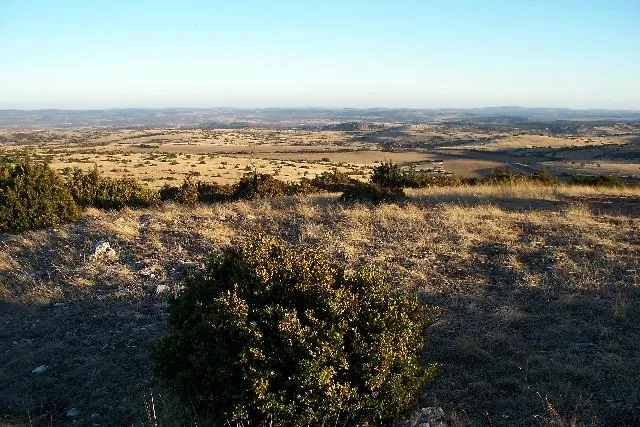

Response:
(1, 121), (639, 425)
(1, 182), (639, 426)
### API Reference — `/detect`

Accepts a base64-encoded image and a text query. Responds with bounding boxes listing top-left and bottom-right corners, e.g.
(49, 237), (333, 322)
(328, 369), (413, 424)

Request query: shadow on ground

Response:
(0, 296), (165, 426)
(420, 239), (640, 426)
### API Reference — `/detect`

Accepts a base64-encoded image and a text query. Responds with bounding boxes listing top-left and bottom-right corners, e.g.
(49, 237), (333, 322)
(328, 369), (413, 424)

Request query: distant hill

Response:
(1, 107), (639, 129)
(319, 121), (386, 131)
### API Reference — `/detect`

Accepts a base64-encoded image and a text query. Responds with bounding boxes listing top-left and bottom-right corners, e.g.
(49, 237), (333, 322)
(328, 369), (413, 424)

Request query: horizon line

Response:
(2, 105), (640, 113)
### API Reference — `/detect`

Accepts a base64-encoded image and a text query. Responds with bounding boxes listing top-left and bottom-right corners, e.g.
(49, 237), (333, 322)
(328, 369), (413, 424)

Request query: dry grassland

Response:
(1, 126), (639, 188)
(454, 134), (632, 151)
(1, 184), (639, 426)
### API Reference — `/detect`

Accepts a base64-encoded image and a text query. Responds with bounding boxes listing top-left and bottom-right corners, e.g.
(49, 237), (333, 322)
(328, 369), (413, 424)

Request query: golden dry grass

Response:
(1, 186), (639, 425)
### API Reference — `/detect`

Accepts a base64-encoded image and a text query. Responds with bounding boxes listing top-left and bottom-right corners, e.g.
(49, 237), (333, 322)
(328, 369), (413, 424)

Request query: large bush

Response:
(340, 182), (406, 204)
(311, 169), (359, 192)
(478, 167), (559, 186)
(197, 180), (235, 203)
(0, 160), (80, 232)
(64, 168), (160, 209)
(232, 173), (296, 199)
(152, 234), (437, 425)
(569, 174), (624, 187)
(371, 161), (406, 189)
(177, 175), (199, 205)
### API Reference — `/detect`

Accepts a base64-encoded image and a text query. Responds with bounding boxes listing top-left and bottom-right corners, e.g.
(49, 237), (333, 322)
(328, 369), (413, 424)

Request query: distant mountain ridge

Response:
(1, 107), (639, 129)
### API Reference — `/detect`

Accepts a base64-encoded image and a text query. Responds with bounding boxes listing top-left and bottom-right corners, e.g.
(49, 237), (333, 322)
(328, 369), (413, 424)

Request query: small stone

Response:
(155, 285), (170, 294)
(419, 423), (430, 427)
(139, 265), (160, 278)
(53, 302), (66, 307)
(66, 407), (80, 417)
(32, 365), (47, 374)
(91, 242), (117, 261)
(501, 410), (514, 420)
(421, 407), (444, 420)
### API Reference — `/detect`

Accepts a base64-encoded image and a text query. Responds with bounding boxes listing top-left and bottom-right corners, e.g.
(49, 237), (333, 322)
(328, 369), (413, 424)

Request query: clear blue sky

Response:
(1, 0), (638, 109)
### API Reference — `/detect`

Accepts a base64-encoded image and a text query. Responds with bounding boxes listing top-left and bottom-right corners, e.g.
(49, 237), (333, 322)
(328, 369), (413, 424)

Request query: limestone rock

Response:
(31, 365), (47, 374)
(91, 242), (117, 261)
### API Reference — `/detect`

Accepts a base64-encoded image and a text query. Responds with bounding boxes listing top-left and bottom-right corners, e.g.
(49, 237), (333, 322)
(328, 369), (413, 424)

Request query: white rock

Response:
(66, 407), (80, 417)
(91, 242), (117, 260)
(155, 285), (170, 294)
(32, 365), (47, 374)
(139, 265), (159, 277)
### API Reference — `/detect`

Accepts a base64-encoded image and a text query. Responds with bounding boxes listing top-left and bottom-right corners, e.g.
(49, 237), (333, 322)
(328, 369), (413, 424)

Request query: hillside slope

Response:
(1, 185), (639, 426)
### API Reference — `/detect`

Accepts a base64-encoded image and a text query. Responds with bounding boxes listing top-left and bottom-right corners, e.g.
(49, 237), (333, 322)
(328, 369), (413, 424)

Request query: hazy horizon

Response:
(2, 105), (640, 112)
(2, 1), (639, 110)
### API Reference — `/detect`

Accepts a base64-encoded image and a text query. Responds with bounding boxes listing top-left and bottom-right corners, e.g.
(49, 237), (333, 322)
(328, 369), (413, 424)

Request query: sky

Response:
(1, 0), (639, 109)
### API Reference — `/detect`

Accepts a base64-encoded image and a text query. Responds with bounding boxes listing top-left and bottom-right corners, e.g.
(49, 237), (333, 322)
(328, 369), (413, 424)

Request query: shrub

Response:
(340, 182), (406, 204)
(159, 184), (180, 201)
(569, 174), (624, 187)
(371, 161), (406, 189)
(294, 177), (322, 195)
(64, 168), (160, 209)
(311, 169), (359, 192)
(196, 181), (234, 203)
(407, 173), (469, 188)
(162, 176), (306, 205)
(232, 173), (292, 199)
(370, 161), (474, 189)
(177, 176), (199, 205)
(151, 234), (437, 426)
(0, 159), (80, 232)
(529, 169), (560, 185)
(479, 167), (527, 185)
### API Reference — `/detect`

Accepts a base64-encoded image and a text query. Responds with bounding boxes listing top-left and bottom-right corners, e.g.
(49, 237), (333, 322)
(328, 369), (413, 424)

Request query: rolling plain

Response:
(1, 110), (639, 426)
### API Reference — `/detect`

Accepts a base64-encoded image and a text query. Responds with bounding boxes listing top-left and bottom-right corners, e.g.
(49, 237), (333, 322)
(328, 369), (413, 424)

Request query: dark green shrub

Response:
(371, 161), (406, 189)
(479, 168), (561, 186)
(285, 177), (322, 196)
(0, 159), (80, 232)
(311, 169), (359, 192)
(410, 173), (469, 187)
(479, 167), (527, 185)
(232, 173), (292, 199)
(476, 168), (561, 186)
(530, 170), (560, 185)
(163, 176), (311, 205)
(569, 174), (624, 187)
(151, 234), (437, 426)
(177, 176), (199, 205)
(370, 161), (477, 189)
(159, 183), (180, 201)
(340, 182), (406, 204)
(196, 181), (235, 203)
(64, 168), (160, 209)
